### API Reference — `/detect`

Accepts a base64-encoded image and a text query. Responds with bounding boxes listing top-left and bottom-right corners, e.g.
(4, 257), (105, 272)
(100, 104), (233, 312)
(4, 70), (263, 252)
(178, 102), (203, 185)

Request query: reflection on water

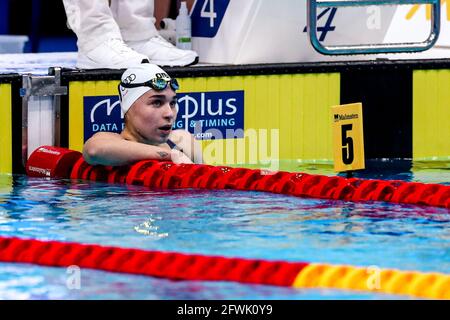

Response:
(0, 159), (448, 299)
(134, 217), (169, 238)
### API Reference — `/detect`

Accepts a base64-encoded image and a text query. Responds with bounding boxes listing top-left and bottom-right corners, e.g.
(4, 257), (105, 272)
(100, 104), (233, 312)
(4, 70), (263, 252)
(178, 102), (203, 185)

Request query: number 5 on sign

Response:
(332, 103), (365, 172)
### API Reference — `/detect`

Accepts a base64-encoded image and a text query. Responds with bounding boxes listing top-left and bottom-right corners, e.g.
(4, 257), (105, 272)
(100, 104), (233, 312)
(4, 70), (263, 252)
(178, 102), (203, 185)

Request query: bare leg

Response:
(178, 0), (196, 12)
(154, 0), (172, 30)
(155, 0), (196, 28)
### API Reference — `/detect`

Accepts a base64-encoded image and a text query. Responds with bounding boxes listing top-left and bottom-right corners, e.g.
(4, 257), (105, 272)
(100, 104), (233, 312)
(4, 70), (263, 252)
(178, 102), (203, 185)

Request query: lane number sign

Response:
(332, 103), (365, 172)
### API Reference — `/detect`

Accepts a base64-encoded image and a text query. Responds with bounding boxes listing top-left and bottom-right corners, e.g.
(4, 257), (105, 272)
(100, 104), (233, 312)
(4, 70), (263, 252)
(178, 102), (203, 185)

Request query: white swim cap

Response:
(118, 63), (175, 115)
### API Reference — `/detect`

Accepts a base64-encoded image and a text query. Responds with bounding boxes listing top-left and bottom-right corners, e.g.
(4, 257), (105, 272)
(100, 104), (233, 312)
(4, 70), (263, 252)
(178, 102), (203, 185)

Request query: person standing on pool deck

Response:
(62, 0), (198, 68)
(83, 63), (202, 166)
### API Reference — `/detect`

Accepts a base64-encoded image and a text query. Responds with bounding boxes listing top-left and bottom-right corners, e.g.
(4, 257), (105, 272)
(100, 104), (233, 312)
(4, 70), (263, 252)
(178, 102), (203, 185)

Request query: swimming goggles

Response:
(120, 78), (180, 91)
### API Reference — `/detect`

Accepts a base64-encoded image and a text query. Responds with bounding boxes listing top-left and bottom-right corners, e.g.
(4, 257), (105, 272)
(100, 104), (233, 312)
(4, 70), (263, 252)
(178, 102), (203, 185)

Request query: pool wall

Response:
(1, 60), (449, 174)
(0, 73), (21, 174)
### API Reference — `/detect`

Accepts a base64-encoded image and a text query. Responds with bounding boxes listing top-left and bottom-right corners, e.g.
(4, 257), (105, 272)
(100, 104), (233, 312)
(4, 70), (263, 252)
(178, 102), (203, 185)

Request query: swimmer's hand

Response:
(171, 149), (193, 164)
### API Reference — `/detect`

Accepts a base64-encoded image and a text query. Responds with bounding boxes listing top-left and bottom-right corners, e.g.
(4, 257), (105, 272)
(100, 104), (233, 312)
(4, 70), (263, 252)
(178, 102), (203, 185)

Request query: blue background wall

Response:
(0, 0), (77, 52)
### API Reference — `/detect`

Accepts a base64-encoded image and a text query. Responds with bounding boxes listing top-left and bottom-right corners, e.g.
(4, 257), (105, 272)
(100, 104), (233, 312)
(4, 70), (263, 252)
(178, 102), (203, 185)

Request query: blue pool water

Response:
(0, 161), (449, 299)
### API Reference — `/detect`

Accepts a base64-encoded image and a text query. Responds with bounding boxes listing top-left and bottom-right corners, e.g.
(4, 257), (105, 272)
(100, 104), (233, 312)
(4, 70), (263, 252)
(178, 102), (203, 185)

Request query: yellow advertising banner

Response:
(0, 83), (12, 174)
(68, 73), (340, 166)
(332, 103), (365, 172)
(413, 69), (450, 161)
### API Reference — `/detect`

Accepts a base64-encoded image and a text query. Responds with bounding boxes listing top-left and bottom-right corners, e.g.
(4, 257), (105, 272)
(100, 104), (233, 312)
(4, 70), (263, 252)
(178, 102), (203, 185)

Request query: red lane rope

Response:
(2, 236), (449, 299)
(26, 146), (450, 208)
(0, 237), (307, 286)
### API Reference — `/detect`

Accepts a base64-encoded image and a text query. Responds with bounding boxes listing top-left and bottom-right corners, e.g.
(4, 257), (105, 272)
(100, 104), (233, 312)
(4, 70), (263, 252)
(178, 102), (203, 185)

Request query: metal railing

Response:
(307, 0), (441, 55)
(20, 68), (67, 166)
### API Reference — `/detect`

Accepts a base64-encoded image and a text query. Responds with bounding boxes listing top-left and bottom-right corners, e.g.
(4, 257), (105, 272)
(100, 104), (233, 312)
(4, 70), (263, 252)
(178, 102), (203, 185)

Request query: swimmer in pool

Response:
(83, 63), (203, 166)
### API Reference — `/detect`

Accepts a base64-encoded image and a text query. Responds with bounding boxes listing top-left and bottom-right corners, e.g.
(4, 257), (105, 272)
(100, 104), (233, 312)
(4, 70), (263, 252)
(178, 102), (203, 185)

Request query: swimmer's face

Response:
(126, 87), (177, 145)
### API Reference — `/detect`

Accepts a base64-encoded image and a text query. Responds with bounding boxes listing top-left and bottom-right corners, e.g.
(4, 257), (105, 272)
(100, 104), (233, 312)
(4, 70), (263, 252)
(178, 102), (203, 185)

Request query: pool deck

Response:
(1, 47), (450, 75)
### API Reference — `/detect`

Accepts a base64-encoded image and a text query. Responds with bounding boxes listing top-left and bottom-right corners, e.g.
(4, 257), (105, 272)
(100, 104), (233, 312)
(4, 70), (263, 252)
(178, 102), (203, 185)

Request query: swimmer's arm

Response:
(83, 132), (172, 166)
(171, 130), (203, 164)
(192, 136), (203, 164)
